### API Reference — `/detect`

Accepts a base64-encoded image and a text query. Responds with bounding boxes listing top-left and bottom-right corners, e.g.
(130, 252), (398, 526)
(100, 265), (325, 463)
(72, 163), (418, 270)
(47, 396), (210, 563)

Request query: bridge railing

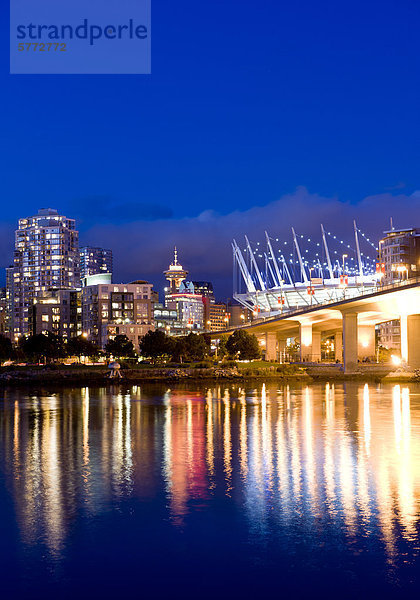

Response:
(234, 276), (420, 328)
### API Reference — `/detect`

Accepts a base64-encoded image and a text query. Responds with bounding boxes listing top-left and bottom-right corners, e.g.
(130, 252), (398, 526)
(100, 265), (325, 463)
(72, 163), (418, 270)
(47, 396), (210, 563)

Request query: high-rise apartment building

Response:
(7, 208), (80, 339)
(80, 246), (113, 282)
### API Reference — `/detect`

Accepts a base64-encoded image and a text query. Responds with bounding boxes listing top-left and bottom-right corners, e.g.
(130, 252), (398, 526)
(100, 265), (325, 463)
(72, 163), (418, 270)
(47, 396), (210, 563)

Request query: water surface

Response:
(1, 381), (420, 598)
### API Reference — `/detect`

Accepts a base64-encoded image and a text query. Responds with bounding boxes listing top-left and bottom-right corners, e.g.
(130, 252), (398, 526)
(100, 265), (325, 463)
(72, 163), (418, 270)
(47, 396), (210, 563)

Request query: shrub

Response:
(193, 361), (213, 369)
(223, 360), (237, 368)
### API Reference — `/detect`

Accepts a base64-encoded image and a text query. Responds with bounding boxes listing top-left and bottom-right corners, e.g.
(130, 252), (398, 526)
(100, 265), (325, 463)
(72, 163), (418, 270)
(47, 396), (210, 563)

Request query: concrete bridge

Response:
(213, 279), (420, 372)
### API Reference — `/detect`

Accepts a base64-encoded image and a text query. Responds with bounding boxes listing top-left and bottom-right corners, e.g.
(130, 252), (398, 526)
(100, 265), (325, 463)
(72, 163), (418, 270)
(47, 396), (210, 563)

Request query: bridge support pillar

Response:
(265, 332), (277, 361)
(401, 314), (420, 369)
(342, 313), (358, 373)
(334, 331), (343, 362)
(299, 324), (320, 362)
(299, 323), (312, 362)
(312, 332), (321, 362)
(278, 339), (287, 363)
(358, 325), (376, 360)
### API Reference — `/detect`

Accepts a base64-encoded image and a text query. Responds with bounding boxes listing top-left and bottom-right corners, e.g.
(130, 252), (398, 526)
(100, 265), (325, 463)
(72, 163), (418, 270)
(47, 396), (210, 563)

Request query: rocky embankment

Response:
(1, 364), (418, 386)
(0, 365), (310, 385)
(305, 364), (420, 382)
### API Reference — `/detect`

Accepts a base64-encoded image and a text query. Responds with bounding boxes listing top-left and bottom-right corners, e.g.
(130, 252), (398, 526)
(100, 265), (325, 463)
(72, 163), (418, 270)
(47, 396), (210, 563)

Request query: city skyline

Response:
(3, 206), (236, 344)
(0, 191), (419, 298)
(3, 204), (418, 356)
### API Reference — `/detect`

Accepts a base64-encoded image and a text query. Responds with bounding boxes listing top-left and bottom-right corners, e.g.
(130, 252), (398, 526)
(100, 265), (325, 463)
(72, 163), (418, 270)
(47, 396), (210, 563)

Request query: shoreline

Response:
(0, 365), (419, 386)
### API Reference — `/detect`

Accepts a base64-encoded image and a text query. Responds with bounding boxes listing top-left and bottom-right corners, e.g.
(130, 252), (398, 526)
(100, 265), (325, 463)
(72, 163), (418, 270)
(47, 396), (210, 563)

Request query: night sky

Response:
(1, 0), (420, 298)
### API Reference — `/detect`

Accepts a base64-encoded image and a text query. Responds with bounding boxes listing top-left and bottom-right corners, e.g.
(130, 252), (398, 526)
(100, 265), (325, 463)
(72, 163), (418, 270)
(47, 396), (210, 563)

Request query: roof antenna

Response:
(390, 217), (394, 231)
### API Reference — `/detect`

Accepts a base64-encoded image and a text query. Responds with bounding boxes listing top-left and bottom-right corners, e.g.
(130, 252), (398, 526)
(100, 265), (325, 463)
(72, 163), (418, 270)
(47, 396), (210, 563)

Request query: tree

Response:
(183, 333), (209, 361)
(20, 332), (66, 363)
(105, 334), (136, 358)
(67, 336), (99, 362)
(225, 330), (260, 360)
(0, 334), (13, 363)
(170, 336), (187, 363)
(377, 344), (393, 364)
(170, 333), (209, 363)
(139, 329), (172, 363)
(216, 335), (228, 359)
(286, 340), (300, 362)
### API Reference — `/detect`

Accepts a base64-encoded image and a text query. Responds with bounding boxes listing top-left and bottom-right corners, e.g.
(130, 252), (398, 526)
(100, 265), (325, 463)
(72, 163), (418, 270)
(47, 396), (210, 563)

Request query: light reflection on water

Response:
(1, 382), (420, 595)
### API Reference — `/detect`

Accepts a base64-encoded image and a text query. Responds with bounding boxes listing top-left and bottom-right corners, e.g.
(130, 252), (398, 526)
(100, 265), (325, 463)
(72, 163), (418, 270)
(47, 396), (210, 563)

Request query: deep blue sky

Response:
(1, 0), (419, 295)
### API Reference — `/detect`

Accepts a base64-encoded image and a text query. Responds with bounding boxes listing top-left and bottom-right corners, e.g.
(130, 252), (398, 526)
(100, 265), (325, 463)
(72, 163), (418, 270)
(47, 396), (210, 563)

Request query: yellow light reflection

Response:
(393, 385), (402, 454)
(223, 390), (232, 495)
(206, 390), (215, 487)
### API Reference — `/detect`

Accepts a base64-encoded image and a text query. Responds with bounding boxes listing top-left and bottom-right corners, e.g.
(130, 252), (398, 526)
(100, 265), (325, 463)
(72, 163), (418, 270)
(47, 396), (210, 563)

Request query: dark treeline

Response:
(0, 328), (261, 364)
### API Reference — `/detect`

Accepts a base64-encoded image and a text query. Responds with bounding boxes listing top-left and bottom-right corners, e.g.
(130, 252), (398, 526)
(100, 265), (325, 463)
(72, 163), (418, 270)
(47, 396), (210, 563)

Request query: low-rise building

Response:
(379, 226), (420, 283)
(206, 303), (252, 331)
(82, 278), (154, 350)
(166, 287), (204, 335)
(153, 303), (180, 335)
(229, 304), (252, 327)
(176, 294), (204, 331)
(377, 319), (400, 350)
(0, 287), (7, 336)
(29, 289), (81, 339)
(208, 303), (227, 331)
(377, 226), (420, 351)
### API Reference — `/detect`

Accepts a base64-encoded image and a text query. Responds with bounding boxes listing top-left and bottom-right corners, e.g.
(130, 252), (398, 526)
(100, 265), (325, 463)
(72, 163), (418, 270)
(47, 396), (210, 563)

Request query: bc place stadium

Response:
(232, 221), (384, 316)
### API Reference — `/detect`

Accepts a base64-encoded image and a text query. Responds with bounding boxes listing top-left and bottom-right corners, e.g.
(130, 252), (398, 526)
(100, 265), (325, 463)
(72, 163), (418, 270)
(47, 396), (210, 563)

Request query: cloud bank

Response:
(80, 187), (420, 299)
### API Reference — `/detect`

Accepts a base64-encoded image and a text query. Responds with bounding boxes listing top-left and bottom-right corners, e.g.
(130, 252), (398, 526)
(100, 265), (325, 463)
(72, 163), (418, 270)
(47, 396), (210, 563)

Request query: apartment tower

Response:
(80, 246), (113, 282)
(8, 208), (79, 339)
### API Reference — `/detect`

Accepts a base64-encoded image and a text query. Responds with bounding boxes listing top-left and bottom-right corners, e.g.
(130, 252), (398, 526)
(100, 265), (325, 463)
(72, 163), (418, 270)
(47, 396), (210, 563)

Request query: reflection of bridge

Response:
(213, 279), (420, 372)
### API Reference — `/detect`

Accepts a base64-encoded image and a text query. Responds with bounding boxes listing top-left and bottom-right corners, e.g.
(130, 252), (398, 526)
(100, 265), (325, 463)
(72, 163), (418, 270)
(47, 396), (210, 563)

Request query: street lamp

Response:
(342, 254), (348, 275)
(341, 254), (348, 298)
(309, 267), (314, 305)
(224, 314), (231, 330)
